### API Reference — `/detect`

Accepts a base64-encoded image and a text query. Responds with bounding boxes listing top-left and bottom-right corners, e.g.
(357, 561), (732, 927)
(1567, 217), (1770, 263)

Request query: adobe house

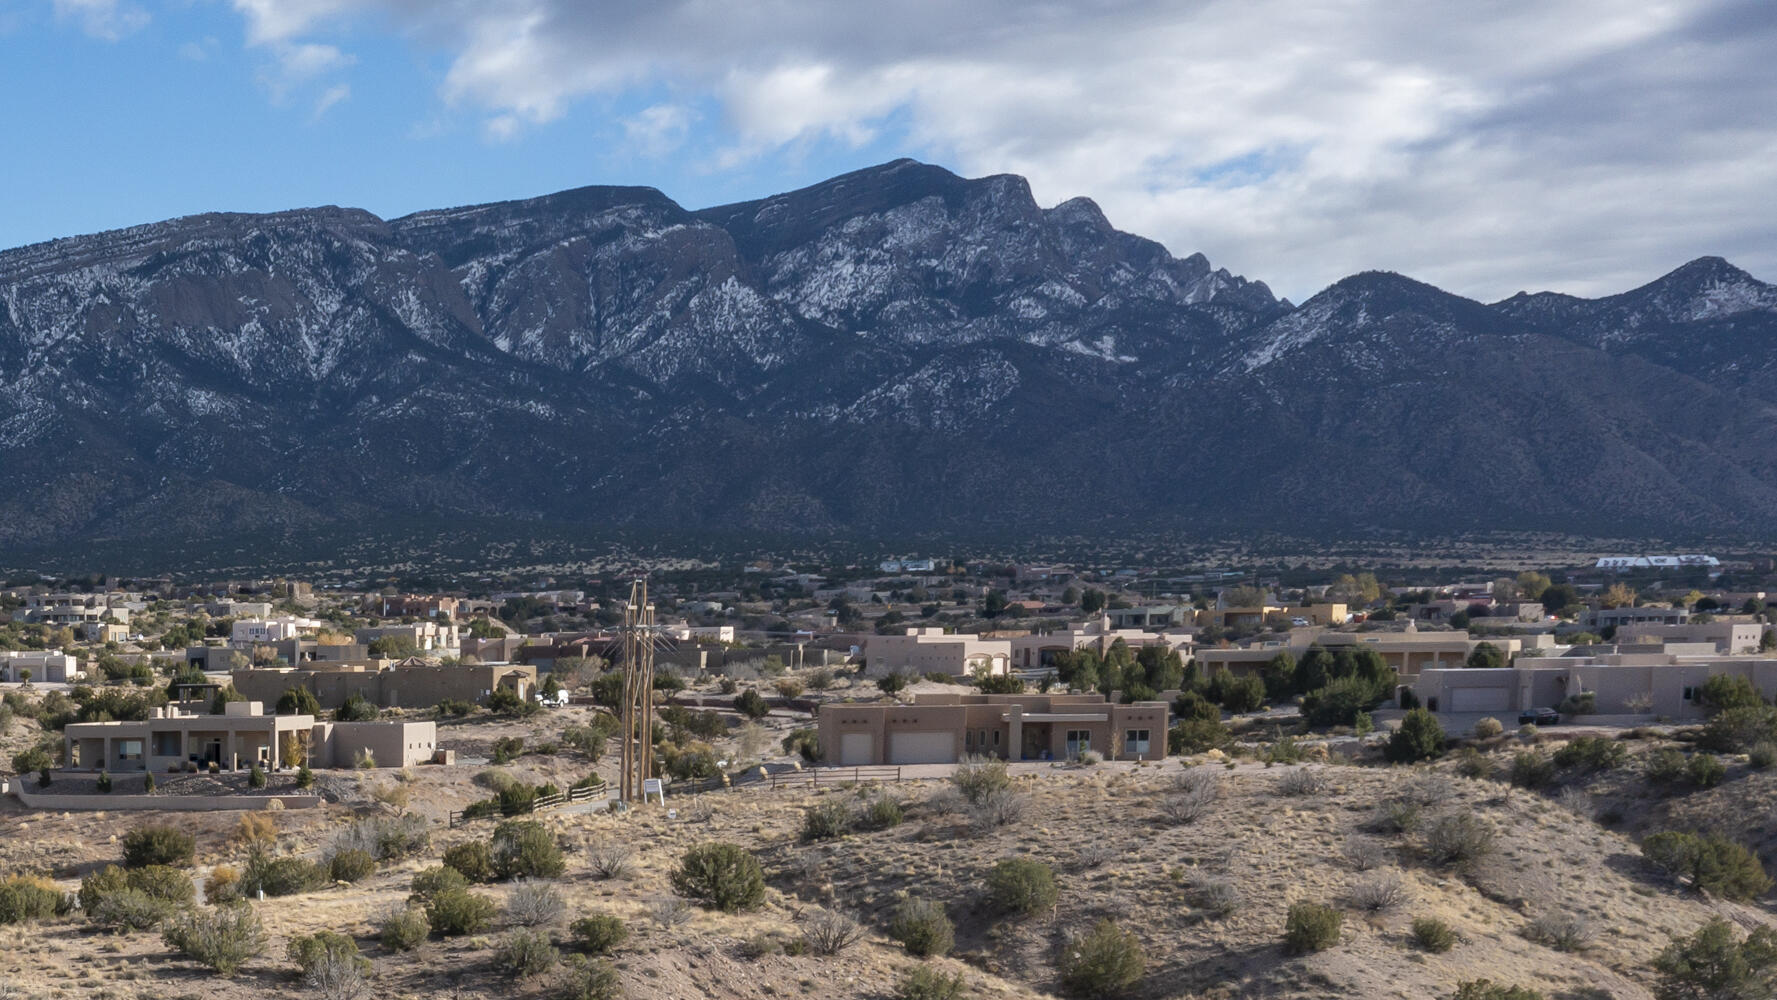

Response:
(819, 692), (1168, 765)
(63, 700), (438, 772)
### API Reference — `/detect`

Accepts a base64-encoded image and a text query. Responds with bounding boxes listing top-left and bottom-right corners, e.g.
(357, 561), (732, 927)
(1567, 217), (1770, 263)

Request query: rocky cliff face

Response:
(1, 158), (1772, 558)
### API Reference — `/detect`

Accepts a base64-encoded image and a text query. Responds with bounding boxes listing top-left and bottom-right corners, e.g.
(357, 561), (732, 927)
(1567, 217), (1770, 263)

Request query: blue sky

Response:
(0, 2), (911, 250)
(3, 0), (1775, 302)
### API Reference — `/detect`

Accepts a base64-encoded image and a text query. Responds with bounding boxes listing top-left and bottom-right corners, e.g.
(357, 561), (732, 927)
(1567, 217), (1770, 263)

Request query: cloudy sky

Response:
(3, 0), (1773, 302)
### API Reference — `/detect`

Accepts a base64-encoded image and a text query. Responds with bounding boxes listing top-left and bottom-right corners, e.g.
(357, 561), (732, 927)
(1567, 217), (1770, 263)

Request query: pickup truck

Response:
(1518, 707), (1560, 726)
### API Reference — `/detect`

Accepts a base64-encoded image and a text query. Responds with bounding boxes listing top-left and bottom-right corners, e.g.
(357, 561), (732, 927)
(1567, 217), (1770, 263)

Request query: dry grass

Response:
(5, 713), (1776, 1000)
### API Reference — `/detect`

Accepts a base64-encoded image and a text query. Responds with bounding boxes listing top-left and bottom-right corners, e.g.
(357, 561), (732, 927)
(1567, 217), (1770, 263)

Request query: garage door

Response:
(888, 732), (956, 765)
(838, 733), (874, 766)
(1450, 688), (1510, 713)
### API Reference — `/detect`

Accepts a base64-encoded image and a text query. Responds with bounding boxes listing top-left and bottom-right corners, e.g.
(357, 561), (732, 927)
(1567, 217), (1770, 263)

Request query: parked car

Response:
(1290, 617), (1310, 627)
(1518, 707), (1560, 726)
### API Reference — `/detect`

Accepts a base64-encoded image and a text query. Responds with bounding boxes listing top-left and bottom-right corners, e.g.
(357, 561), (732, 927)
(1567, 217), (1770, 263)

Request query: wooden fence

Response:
(448, 781), (605, 828)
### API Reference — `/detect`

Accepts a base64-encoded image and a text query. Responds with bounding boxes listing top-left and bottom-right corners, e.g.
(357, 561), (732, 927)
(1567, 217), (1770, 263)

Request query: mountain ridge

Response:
(2, 159), (1774, 558)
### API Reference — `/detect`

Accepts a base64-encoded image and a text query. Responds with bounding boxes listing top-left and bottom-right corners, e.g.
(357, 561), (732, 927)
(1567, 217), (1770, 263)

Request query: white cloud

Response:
(53, 0), (148, 41)
(222, 0), (1777, 300)
(622, 104), (694, 158)
(311, 82), (349, 120)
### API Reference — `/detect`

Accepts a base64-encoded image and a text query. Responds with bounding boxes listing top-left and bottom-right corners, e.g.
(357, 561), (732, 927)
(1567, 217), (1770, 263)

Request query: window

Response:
(1682, 686), (1697, 702)
(992, 730), (1001, 747)
(117, 740), (143, 762)
(1125, 729), (1151, 755)
(1065, 730), (1091, 759)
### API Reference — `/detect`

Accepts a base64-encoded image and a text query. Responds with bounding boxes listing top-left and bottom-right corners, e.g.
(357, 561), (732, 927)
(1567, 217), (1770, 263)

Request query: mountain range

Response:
(2, 158), (1774, 563)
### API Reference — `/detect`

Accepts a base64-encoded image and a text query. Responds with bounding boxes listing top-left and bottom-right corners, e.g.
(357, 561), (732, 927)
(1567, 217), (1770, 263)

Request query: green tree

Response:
(1652, 917), (1777, 1000)
(275, 686), (320, 716)
(1262, 651), (1297, 702)
(1698, 674), (1764, 715)
(335, 693), (379, 722)
(1643, 832), (1772, 901)
(1384, 708), (1446, 763)
(1540, 584), (1581, 615)
(1080, 589), (1107, 615)
(733, 688), (770, 720)
(1465, 643), (1504, 670)
(1515, 572), (1552, 601)
(982, 591), (1010, 618)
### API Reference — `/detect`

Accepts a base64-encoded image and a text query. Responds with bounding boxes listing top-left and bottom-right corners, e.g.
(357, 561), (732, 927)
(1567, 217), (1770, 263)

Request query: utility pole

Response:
(616, 578), (660, 803)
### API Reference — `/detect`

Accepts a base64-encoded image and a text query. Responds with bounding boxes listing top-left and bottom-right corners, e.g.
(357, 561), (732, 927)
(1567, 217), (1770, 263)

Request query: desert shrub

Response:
(1301, 676), (1388, 728)
(1509, 750), (1555, 789)
(1056, 919), (1146, 999)
(1168, 716), (1230, 754)
(1191, 877), (1241, 917)
(0, 875), (65, 925)
(336, 694), (378, 722)
(506, 879), (566, 927)
(951, 754), (1011, 804)
(1473, 717), (1504, 739)
(409, 864), (469, 903)
(443, 840), (497, 882)
(569, 913), (629, 954)
(588, 842), (635, 881)
(557, 957), (623, 1000)
(862, 794), (905, 830)
(328, 848), (376, 884)
(96, 771), (112, 793)
(1283, 901), (1342, 954)
(1373, 799), (1423, 835)
(1647, 747), (1688, 783)
(498, 782), (538, 816)
(670, 843), (765, 912)
(122, 825), (194, 868)
(1275, 768), (1327, 797)
(1653, 918), (1777, 1000)
(801, 908), (864, 955)
(492, 819), (566, 880)
(888, 897), (954, 957)
(1423, 814), (1494, 869)
(1642, 831), (1772, 900)
(733, 688), (770, 719)
(426, 886), (498, 936)
(287, 929), (370, 976)
(1347, 873), (1408, 913)
(495, 928), (559, 978)
(1451, 981), (1545, 1000)
(1551, 736), (1627, 772)
(240, 850), (324, 897)
(1341, 838), (1387, 872)
(650, 897), (693, 928)
(1749, 741), (1777, 770)
(897, 966), (967, 1000)
(162, 905), (266, 976)
(476, 768), (520, 792)
(968, 788), (1029, 830)
(377, 904), (430, 950)
(801, 800), (851, 842)
(295, 765), (314, 789)
(328, 814), (428, 862)
(985, 857), (1057, 915)
(1385, 709), (1446, 763)
(237, 811), (277, 847)
(781, 728), (821, 762)
(1523, 912), (1593, 952)
(1412, 916), (1456, 953)
(205, 865), (240, 906)
(490, 736), (526, 765)
(436, 698), (474, 717)
(1687, 753), (1726, 788)
(1698, 674), (1765, 714)
(1699, 705), (1777, 753)
(1454, 747), (1494, 779)
(80, 863), (194, 929)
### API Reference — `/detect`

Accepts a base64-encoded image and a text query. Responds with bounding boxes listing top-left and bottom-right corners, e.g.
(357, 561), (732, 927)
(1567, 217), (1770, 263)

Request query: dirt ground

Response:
(1, 725), (1770, 1000)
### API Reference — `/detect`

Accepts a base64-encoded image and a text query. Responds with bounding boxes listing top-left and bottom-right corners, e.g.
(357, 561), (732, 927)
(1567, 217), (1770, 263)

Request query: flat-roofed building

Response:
(819, 691), (1168, 765)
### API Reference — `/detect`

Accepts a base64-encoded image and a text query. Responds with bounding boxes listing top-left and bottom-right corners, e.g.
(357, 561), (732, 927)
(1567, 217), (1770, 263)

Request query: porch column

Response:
(63, 734), (73, 770)
(103, 737), (115, 771)
(1006, 705), (1023, 761)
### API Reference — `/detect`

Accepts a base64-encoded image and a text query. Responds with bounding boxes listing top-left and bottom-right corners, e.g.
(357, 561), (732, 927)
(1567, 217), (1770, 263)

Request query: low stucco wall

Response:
(7, 780), (320, 812)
